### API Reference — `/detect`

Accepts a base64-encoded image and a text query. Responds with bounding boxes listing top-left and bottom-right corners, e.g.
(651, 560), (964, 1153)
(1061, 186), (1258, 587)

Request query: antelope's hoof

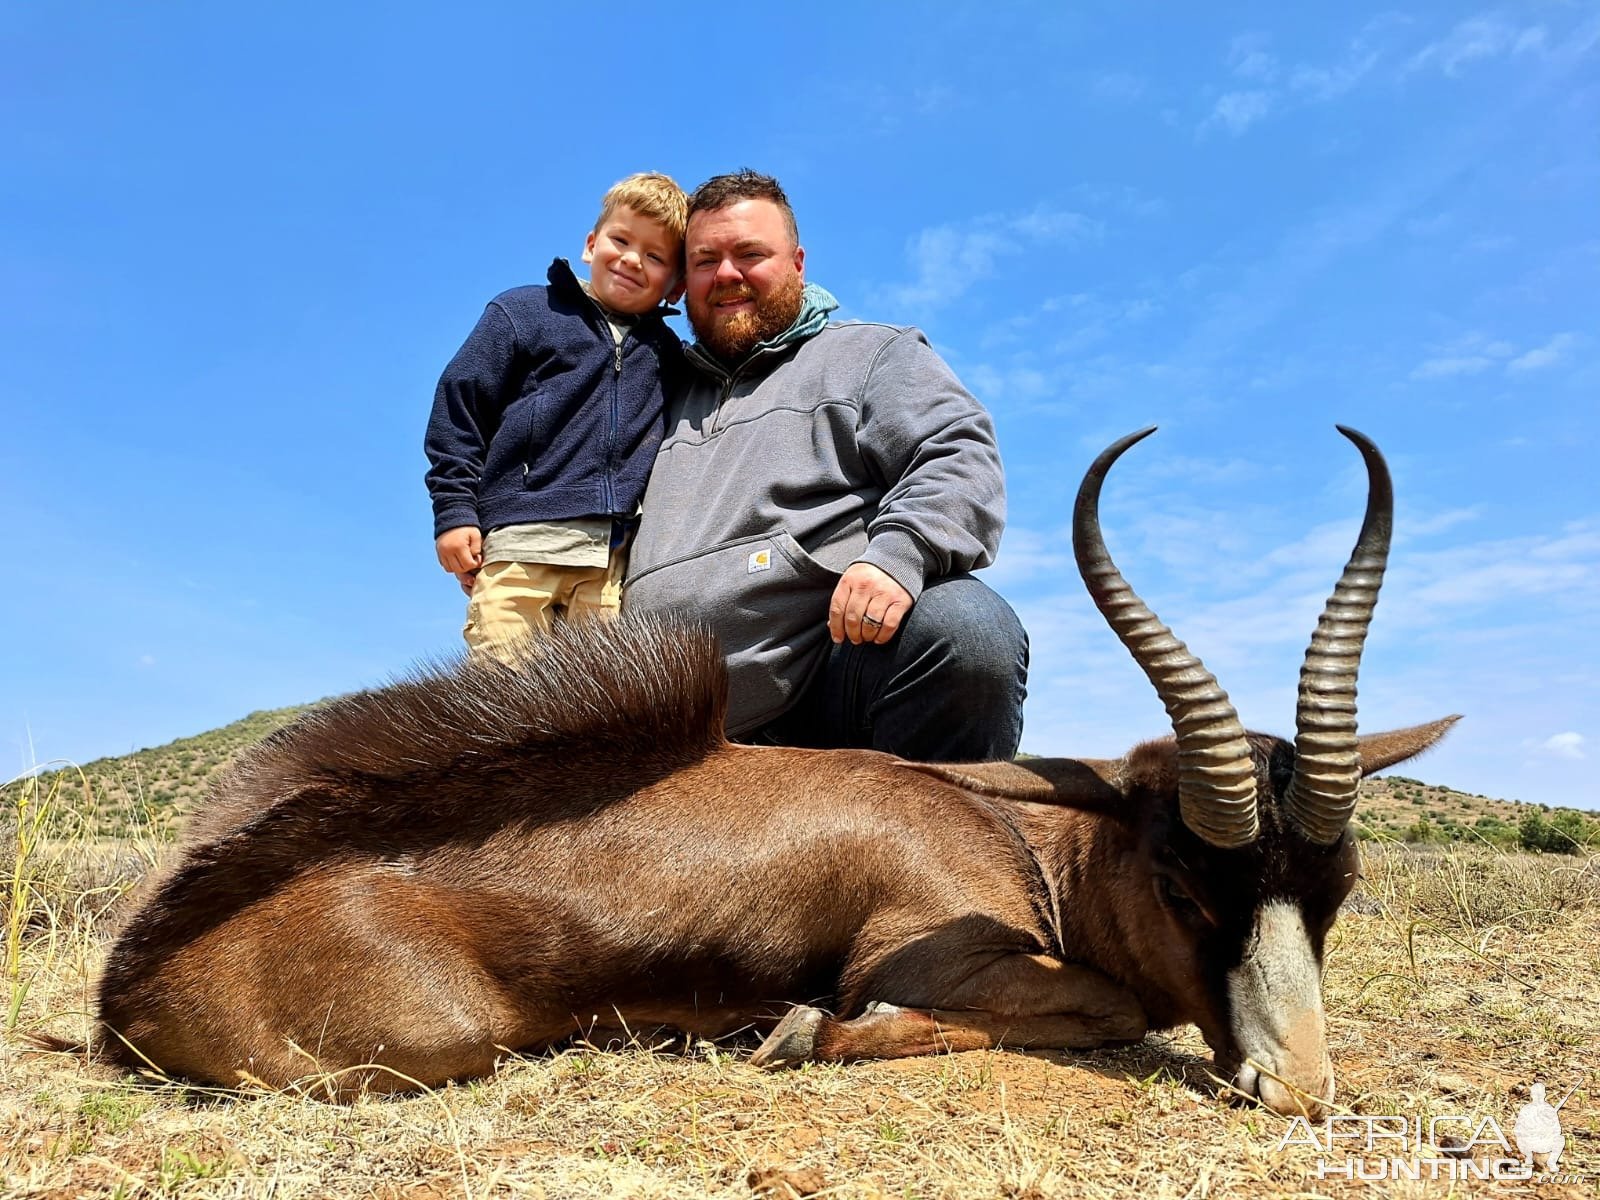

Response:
(750, 1006), (825, 1069)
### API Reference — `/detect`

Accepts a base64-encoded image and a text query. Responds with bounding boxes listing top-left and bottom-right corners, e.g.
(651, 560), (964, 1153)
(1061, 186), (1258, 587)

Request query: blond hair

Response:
(595, 172), (688, 243)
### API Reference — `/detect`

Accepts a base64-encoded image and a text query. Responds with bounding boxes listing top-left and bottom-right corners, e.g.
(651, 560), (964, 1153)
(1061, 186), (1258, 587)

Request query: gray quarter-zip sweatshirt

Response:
(624, 284), (1006, 734)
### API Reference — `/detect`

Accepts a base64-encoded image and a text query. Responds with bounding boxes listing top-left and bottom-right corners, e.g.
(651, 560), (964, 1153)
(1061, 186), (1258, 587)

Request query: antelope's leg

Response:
(751, 953), (1146, 1067)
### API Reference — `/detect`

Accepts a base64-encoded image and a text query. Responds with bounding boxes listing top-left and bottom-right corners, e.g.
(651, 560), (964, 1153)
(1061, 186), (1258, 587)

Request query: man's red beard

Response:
(690, 270), (806, 361)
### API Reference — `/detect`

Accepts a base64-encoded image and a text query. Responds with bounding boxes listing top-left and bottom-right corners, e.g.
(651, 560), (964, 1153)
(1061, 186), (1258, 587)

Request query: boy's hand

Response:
(436, 526), (483, 578)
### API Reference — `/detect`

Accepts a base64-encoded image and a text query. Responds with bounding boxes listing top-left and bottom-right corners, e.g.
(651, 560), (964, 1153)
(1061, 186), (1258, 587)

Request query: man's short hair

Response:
(688, 170), (799, 246)
(596, 172), (688, 243)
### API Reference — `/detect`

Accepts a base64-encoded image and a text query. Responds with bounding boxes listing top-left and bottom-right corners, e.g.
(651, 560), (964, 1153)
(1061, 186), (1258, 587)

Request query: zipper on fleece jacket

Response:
(574, 279), (636, 517)
(600, 335), (624, 513)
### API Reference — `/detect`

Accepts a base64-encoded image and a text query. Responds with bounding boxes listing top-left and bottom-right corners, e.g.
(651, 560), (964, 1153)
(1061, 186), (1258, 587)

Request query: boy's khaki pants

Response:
(463, 549), (626, 665)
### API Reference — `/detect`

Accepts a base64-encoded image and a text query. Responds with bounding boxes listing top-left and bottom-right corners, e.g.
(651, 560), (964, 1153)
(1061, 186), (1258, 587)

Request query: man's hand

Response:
(828, 563), (913, 645)
(436, 527), (483, 596)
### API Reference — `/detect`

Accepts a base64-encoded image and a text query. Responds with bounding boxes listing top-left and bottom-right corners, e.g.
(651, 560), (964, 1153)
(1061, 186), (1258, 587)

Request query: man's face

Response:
(685, 199), (806, 360)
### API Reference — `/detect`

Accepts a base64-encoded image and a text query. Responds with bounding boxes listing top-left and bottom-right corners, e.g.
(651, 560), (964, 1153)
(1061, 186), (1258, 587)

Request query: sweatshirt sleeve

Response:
(852, 329), (1006, 600)
(423, 301), (521, 538)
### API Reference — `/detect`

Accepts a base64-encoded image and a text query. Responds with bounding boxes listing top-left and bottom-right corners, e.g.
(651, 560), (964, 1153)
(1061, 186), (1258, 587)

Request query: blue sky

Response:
(3, 3), (1595, 809)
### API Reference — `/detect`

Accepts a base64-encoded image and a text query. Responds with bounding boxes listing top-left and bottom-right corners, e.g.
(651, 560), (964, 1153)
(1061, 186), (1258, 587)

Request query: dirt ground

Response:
(3, 847), (1596, 1198)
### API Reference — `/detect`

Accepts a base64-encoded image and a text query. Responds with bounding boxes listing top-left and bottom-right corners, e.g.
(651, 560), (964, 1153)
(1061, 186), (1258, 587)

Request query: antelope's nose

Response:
(1238, 1057), (1335, 1119)
(1259, 1071), (1333, 1119)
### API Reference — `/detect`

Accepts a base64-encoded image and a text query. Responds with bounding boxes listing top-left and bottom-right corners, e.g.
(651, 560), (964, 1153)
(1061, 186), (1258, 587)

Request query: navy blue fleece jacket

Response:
(424, 258), (681, 538)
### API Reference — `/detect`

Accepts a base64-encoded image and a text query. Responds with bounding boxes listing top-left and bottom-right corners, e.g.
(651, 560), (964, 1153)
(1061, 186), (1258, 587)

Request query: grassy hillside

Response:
(1355, 774), (1599, 851)
(19, 705), (311, 841)
(11, 704), (1600, 851)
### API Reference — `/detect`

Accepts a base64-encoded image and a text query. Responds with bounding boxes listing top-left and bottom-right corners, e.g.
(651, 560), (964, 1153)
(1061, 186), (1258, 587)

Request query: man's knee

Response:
(862, 574), (1027, 761)
(901, 575), (1028, 690)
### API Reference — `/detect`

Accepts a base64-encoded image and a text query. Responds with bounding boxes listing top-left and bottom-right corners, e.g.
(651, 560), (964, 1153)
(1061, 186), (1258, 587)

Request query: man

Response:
(625, 171), (1026, 762)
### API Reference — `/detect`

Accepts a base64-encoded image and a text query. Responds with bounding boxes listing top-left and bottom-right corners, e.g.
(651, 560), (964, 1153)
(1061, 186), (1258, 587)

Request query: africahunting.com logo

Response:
(1277, 1080), (1584, 1183)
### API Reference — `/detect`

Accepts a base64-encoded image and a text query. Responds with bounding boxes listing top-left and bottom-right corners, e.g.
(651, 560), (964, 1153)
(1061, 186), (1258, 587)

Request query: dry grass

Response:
(2, 824), (1596, 1196)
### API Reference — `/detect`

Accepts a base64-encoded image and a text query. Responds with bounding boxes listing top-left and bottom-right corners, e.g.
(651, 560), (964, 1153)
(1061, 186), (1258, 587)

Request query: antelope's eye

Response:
(1156, 874), (1208, 923)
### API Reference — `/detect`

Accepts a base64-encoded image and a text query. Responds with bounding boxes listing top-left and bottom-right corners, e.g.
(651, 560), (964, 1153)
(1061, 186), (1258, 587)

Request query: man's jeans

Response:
(750, 574), (1028, 762)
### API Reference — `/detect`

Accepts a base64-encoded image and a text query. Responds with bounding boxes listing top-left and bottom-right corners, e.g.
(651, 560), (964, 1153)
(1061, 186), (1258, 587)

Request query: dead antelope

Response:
(90, 426), (1454, 1113)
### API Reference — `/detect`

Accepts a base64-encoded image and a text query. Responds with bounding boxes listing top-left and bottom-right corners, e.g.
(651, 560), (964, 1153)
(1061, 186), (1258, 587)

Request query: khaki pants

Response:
(463, 548), (627, 665)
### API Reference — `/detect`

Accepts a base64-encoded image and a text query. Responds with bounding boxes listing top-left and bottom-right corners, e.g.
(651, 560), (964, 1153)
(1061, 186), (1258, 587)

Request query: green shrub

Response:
(1516, 812), (1597, 853)
(1403, 816), (1448, 845)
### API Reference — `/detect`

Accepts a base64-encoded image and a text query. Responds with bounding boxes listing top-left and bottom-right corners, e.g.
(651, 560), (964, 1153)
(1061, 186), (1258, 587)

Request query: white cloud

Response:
(1200, 16), (1403, 137)
(1067, 183), (1167, 219)
(1508, 331), (1582, 372)
(1288, 53), (1380, 101)
(966, 361), (1053, 407)
(1227, 33), (1280, 82)
(1200, 90), (1273, 137)
(1409, 332), (1527, 379)
(1286, 16), (1400, 102)
(1514, 27), (1550, 55)
(1090, 72), (1147, 104)
(1410, 355), (1494, 379)
(1407, 331), (1583, 379)
(1406, 15), (1548, 76)
(880, 208), (1101, 314)
(985, 526), (1076, 589)
(1011, 209), (1097, 241)
(909, 85), (955, 115)
(1540, 731), (1586, 761)
(1401, 507), (1483, 538)
(1380, 522), (1600, 629)
(1404, 211), (1455, 237)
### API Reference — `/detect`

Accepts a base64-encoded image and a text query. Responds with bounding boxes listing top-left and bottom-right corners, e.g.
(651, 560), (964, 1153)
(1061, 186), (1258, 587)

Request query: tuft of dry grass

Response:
(2, 813), (1596, 1197)
(1355, 842), (1600, 928)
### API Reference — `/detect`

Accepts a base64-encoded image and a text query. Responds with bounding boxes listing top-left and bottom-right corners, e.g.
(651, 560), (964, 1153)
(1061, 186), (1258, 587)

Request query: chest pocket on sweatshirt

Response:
(624, 531), (840, 734)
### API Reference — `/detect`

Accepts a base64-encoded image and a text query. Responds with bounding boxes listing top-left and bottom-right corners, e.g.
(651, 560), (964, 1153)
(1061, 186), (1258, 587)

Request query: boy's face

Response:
(582, 206), (683, 315)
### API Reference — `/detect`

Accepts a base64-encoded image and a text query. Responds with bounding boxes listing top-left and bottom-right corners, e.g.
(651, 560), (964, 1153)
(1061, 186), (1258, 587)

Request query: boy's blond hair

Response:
(595, 172), (688, 243)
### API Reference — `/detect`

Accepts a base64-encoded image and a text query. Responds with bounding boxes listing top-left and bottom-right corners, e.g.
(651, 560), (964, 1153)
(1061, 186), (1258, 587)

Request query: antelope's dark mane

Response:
(180, 613), (729, 849)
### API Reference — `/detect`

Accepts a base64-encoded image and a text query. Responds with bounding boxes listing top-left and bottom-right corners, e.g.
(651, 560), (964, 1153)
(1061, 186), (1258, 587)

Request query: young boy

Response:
(425, 172), (687, 662)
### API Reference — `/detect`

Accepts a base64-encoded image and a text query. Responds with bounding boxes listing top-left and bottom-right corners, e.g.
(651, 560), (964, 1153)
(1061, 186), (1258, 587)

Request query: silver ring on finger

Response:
(862, 614), (883, 628)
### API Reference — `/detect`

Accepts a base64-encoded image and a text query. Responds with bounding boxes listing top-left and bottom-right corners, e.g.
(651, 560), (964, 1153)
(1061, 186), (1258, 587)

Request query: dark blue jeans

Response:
(749, 574), (1028, 762)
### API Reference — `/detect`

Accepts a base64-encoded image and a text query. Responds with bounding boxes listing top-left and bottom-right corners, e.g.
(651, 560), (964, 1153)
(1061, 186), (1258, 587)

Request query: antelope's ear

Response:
(902, 758), (1129, 814)
(1358, 716), (1462, 777)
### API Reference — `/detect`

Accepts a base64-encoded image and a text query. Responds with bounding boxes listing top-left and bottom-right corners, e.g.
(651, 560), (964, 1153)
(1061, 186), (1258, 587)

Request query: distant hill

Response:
(18, 703), (1599, 853)
(1351, 774), (1596, 851)
(28, 705), (312, 840)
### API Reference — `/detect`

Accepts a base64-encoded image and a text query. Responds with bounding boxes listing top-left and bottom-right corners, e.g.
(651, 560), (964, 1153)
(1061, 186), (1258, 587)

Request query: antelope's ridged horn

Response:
(1073, 428), (1259, 849)
(1284, 426), (1393, 845)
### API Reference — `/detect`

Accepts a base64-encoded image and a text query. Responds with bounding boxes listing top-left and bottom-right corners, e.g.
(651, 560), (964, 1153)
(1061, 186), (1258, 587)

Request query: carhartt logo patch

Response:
(747, 548), (772, 574)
